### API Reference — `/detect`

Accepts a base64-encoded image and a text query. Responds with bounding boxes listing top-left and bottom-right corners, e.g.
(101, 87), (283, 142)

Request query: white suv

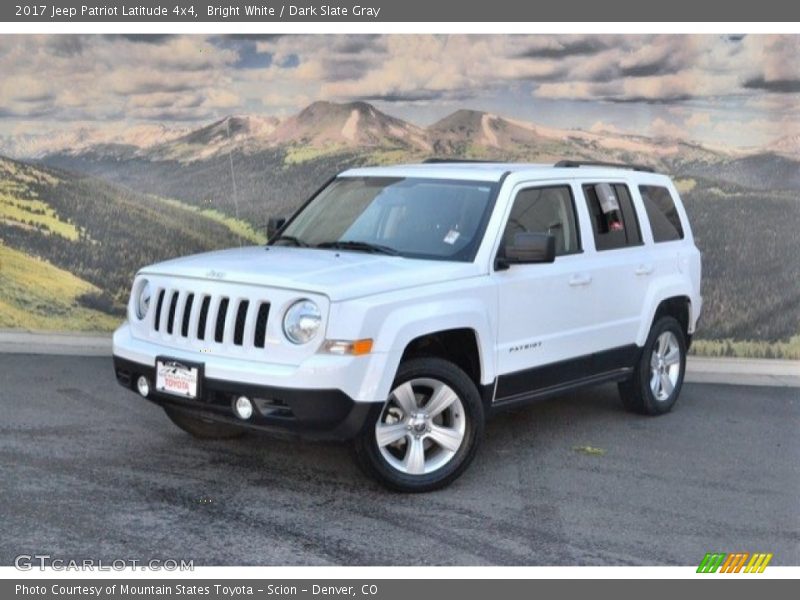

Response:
(113, 160), (702, 492)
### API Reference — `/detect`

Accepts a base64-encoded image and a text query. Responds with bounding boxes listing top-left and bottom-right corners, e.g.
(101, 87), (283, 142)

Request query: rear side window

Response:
(502, 185), (580, 256)
(582, 183), (642, 251)
(639, 185), (684, 242)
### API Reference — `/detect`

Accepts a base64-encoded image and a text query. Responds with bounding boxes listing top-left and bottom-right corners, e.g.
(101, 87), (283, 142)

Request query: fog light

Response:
(136, 375), (150, 398)
(233, 396), (253, 420)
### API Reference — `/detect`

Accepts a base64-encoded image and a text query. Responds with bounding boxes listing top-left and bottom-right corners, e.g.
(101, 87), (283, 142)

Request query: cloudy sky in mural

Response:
(0, 34), (798, 146)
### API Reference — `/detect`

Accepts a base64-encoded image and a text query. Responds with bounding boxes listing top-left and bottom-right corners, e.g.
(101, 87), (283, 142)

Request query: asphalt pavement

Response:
(1, 354), (798, 566)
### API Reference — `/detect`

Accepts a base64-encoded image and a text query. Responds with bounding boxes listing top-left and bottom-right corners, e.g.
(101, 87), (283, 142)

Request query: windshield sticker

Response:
(444, 230), (461, 245)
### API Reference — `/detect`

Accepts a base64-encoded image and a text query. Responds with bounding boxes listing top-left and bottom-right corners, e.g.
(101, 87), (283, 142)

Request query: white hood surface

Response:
(139, 245), (483, 302)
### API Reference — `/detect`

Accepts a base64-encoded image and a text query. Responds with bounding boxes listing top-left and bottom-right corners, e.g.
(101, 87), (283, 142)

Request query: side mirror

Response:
(266, 217), (286, 240)
(496, 232), (555, 270)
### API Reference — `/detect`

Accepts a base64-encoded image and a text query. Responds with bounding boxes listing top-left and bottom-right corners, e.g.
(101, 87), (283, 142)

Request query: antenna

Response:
(225, 117), (243, 247)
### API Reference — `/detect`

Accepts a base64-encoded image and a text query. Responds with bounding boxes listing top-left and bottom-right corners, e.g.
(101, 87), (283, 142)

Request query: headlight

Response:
(135, 279), (152, 320)
(283, 299), (321, 344)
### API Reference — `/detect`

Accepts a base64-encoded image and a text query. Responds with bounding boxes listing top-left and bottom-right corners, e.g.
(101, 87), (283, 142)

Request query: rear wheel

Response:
(619, 316), (686, 415)
(354, 358), (484, 492)
(164, 406), (246, 440)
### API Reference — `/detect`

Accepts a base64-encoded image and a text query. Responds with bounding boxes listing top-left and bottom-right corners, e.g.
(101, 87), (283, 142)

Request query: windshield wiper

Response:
(272, 235), (309, 247)
(316, 240), (400, 256)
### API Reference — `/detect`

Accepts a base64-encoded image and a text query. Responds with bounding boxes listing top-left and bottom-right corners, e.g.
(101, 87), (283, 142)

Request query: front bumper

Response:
(113, 355), (378, 440)
(113, 321), (394, 403)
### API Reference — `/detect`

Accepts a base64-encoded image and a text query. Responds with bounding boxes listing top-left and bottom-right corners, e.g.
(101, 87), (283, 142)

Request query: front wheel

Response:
(354, 358), (484, 492)
(619, 316), (687, 415)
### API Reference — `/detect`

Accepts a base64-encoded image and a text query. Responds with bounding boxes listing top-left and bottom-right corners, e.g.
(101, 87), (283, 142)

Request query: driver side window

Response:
(503, 185), (581, 256)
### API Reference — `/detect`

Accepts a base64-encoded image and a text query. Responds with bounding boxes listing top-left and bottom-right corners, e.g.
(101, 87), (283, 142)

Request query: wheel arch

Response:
(640, 293), (693, 348)
(373, 314), (495, 408)
(400, 328), (484, 391)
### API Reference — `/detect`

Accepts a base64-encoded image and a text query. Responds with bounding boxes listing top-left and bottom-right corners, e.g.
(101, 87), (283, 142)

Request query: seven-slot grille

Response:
(151, 288), (271, 349)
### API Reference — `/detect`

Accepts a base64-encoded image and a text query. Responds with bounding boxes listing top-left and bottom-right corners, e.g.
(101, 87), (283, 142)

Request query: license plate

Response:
(155, 358), (202, 399)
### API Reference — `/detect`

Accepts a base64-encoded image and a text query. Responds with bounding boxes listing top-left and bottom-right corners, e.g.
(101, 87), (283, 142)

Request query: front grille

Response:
(214, 298), (229, 343)
(181, 294), (194, 337)
(166, 292), (179, 335)
(197, 296), (210, 340)
(254, 303), (270, 349)
(151, 287), (271, 349)
(153, 290), (165, 331)
(233, 300), (249, 346)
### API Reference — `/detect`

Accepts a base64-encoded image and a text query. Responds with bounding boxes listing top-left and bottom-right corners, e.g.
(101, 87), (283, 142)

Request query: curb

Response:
(0, 330), (111, 357)
(684, 357), (800, 388)
(1, 330), (798, 388)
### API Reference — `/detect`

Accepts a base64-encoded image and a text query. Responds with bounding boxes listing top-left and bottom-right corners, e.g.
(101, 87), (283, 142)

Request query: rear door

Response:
(576, 179), (653, 351)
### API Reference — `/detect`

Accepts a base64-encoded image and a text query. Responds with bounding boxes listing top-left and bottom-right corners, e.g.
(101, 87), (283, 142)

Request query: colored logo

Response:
(697, 552), (773, 573)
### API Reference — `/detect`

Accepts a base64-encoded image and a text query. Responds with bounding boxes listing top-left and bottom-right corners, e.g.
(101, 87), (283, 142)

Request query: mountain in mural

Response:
(1, 101), (798, 354)
(270, 101), (430, 150)
(0, 123), (188, 161)
(145, 115), (281, 162)
(0, 101), (736, 161)
(31, 100), (799, 224)
(769, 133), (800, 158)
(24, 100), (798, 190)
(0, 155), (262, 330)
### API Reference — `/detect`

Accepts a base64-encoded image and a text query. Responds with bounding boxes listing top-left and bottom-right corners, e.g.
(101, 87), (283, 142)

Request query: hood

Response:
(139, 245), (484, 302)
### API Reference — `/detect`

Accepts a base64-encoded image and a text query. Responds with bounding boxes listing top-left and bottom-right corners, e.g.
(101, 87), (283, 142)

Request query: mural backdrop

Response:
(0, 34), (798, 357)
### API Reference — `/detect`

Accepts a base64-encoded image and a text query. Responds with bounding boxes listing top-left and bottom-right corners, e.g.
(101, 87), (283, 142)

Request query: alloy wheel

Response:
(649, 331), (681, 401)
(375, 378), (466, 475)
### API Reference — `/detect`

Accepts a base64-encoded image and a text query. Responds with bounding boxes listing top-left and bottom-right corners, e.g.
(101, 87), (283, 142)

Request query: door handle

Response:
(635, 264), (655, 276)
(569, 274), (592, 287)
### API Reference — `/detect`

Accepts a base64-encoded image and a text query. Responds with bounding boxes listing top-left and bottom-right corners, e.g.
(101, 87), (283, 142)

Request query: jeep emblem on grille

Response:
(206, 270), (226, 279)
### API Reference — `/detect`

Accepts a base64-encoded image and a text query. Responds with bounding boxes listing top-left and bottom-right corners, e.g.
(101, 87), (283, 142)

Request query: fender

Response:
(326, 284), (496, 403)
(636, 275), (696, 346)
(380, 307), (493, 395)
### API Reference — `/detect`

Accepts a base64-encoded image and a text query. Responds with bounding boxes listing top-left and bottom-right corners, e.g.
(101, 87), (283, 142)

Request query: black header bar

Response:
(3, 0), (800, 22)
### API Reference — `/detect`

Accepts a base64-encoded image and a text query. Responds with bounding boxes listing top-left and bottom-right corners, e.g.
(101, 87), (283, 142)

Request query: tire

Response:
(619, 316), (687, 415)
(354, 357), (484, 493)
(164, 406), (246, 440)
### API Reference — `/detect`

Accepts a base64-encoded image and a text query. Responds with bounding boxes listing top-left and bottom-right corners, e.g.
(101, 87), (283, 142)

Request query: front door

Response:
(493, 182), (604, 401)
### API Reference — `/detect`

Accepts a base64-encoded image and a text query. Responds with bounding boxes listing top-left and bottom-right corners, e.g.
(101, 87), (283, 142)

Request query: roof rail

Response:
(423, 158), (503, 164)
(554, 160), (655, 173)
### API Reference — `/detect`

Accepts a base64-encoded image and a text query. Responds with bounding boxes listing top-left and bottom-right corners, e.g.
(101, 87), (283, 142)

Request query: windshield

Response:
(274, 177), (498, 261)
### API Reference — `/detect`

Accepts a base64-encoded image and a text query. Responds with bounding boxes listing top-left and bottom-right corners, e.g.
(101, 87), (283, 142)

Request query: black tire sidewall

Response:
(355, 357), (484, 492)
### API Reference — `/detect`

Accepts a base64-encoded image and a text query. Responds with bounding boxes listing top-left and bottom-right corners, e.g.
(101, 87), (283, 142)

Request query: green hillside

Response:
(6, 140), (800, 358)
(0, 159), (80, 240)
(0, 155), (262, 330)
(680, 179), (800, 358)
(152, 195), (266, 244)
(0, 243), (120, 331)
